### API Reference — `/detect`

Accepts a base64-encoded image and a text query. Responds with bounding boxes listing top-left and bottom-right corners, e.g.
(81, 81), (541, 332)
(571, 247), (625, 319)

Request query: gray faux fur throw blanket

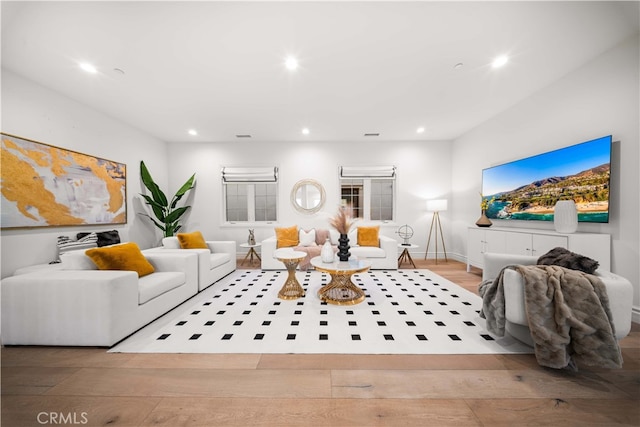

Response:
(479, 265), (622, 370)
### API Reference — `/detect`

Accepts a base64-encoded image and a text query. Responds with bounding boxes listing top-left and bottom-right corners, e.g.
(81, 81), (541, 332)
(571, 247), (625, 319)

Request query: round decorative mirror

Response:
(291, 179), (326, 214)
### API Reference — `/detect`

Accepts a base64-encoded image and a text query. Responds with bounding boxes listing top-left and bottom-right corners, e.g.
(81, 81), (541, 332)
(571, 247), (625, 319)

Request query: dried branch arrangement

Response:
(329, 205), (355, 235)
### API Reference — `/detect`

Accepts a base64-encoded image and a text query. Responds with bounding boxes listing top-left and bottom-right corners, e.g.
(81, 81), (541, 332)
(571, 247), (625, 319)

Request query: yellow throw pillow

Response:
(358, 226), (380, 247)
(176, 231), (208, 249)
(275, 225), (299, 248)
(85, 242), (155, 277)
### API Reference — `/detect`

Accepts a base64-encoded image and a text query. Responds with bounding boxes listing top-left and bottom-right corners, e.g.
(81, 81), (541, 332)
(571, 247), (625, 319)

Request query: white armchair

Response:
(144, 236), (236, 291)
(482, 252), (633, 347)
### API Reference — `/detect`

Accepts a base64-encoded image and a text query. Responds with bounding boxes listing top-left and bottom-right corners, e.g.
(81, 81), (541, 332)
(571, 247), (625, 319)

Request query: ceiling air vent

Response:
(236, 134), (252, 138)
(364, 133), (380, 137)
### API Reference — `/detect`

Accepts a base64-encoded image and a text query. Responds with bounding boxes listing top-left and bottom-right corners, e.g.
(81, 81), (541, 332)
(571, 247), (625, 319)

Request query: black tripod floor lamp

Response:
(424, 199), (448, 263)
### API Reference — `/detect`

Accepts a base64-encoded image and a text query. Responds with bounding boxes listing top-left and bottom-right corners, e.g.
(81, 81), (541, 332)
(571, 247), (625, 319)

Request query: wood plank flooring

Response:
(2, 259), (639, 426)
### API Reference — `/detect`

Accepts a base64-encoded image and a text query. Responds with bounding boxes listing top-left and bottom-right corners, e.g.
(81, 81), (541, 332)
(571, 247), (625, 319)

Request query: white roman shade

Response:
(340, 165), (396, 179)
(221, 167), (278, 183)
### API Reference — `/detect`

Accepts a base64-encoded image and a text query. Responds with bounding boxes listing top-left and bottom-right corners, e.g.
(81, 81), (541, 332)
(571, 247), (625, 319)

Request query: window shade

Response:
(340, 166), (396, 178)
(222, 167), (278, 183)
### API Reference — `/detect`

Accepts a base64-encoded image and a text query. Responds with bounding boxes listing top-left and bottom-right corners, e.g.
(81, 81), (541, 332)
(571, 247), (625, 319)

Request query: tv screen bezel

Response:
(481, 135), (612, 224)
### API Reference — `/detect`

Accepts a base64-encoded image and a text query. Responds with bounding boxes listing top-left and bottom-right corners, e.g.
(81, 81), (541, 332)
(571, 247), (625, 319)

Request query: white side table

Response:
(239, 243), (261, 266)
(398, 243), (419, 268)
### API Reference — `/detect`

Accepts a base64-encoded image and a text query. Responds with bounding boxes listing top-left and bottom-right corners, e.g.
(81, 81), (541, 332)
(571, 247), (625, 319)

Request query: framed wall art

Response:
(1, 133), (127, 229)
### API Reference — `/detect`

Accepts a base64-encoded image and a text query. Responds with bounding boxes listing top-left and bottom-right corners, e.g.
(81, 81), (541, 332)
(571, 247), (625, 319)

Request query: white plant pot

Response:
(554, 200), (578, 233)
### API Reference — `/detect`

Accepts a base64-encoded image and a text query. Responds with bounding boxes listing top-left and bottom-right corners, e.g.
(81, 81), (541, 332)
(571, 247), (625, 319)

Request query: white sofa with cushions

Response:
(144, 236), (236, 291)
(1, 245), (199, 347)
(481, 252), (633, 347)
(261, 226), (398, 270)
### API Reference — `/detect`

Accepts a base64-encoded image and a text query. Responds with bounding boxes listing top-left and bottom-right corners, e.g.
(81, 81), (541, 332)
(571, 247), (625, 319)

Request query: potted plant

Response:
(139, 161), (196, 237)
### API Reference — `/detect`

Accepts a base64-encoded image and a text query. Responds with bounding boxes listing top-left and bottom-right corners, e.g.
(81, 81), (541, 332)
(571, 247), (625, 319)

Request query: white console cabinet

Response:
(467, 227), (610, 272)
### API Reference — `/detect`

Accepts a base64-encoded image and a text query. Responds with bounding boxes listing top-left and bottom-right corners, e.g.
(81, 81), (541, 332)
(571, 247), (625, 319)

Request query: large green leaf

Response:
(140, 161), (168, 206)
(176, 174), (196, 197)
(165, 206), (190, 224)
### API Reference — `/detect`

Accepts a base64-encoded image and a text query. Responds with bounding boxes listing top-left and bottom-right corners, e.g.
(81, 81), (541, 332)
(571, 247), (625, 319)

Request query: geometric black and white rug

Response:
(109, 269), (533, 355)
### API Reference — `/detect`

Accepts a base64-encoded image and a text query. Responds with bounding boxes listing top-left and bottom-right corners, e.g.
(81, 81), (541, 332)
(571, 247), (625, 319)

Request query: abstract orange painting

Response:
(1, 133), (126, 229)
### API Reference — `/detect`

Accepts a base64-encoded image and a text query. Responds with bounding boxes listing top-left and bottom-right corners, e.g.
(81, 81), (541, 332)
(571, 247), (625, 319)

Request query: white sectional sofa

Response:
(261, 226), (398, 270)
(144, 237), (237, 291)
(482, 252), (633, 347)
(1, 249), (198, 347)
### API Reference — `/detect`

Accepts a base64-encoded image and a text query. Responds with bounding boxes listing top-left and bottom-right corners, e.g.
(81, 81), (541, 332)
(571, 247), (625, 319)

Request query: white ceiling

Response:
(1, 1), (638, 143)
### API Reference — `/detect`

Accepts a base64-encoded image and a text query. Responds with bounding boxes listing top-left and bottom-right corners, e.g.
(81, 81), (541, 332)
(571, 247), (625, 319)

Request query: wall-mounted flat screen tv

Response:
(482, 135), (612, 223)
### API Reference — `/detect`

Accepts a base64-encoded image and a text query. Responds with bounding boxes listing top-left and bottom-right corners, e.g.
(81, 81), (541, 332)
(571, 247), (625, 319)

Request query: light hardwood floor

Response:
(2, 259), (638, 426)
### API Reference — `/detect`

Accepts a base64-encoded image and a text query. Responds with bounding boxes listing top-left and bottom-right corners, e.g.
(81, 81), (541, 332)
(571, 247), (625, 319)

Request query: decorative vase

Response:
(475, 210), (492, 228)
(337, 233), (351, 261)
(554, 200), (578, 233)
(321, 238), (334, 263)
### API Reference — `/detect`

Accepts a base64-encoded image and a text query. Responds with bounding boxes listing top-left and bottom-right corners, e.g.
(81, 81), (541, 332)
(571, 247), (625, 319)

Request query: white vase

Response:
(554, 200), (578, 233)
(321, 238), (334, 263)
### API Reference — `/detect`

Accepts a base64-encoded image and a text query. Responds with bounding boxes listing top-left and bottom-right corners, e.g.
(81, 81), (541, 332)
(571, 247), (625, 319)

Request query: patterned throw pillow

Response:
(55, 232), (98, 262)
(77, 230), (121, 247)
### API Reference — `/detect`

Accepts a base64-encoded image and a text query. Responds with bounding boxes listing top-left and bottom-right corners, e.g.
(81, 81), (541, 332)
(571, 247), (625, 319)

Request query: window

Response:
(339, 166), (396, 221)
(222, 167), (278, 223)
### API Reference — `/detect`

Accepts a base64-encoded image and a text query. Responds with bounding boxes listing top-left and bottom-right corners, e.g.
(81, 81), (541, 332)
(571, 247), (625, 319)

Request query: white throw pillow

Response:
(299, 229), (317, 247)
(162, 236), (181, 249)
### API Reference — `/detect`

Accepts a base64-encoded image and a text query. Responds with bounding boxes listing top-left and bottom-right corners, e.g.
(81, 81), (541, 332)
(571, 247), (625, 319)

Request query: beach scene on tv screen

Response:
(482, 136), (611, 223)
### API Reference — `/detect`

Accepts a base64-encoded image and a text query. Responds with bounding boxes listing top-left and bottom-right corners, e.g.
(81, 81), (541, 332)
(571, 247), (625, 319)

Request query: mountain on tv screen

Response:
(481, 135), (612, 223)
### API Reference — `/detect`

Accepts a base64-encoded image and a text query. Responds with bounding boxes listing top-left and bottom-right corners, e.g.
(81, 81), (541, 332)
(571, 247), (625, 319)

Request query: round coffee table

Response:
(275, 250), (307, 300)
(310, 257), (372, 305)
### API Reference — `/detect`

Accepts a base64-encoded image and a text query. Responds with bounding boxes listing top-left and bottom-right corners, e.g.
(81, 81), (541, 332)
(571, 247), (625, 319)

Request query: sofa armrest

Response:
(144, 252), (198, 291)
(595, 270), (633, 338)
(1, 270), (139, 345)
(378, 234), (397, 255)
(261, 236), (278, 258)
(261, 236), (284, 269)
(482, 252), (538, 282)
(207, 241), (236, 259)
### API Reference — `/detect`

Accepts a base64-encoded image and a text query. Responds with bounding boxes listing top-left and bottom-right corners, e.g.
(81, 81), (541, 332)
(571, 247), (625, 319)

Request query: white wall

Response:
(1, 71), (170, 278)
(450, 35), (640, 314)
(166, 139), (452, 257)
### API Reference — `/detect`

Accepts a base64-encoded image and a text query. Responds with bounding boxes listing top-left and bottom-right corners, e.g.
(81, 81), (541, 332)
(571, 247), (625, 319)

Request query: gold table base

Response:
(317, 272), (366, 305)
(277, 257), (306, 300)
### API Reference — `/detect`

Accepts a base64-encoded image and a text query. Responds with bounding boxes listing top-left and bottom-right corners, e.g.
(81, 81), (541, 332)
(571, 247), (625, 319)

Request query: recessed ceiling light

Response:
(454, 63), (464, 70)
(302, 128), (310, 135)
(417, 127), (425, 134)
(364, 133), (380, 137)
(188, 129), (198, 136)
(492, 55), (509, 68)
(79, 62), (97, 74)
(285, 57), (298, 71)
